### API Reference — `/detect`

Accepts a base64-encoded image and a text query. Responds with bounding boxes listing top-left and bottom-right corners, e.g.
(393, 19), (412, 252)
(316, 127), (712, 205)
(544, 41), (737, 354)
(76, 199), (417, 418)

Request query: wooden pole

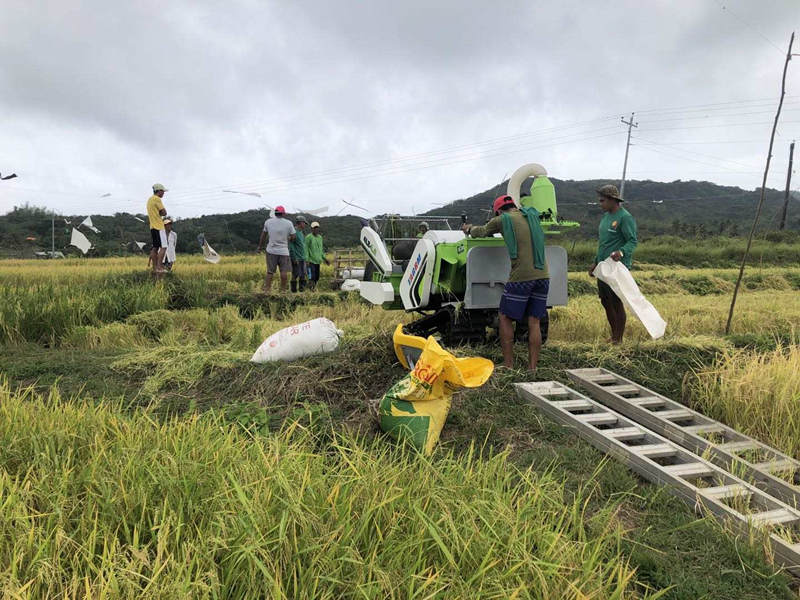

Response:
(779, 141), (795, 230)
(725, 32), (794, 334)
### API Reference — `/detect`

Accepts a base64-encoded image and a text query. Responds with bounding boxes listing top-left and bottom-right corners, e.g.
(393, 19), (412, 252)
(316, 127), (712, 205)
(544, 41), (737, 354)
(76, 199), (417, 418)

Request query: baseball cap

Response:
(296, 215), (307, 223)
(310, 221), (320, 228)
(274, 205), (286, 214)
(152, 183), (167, 192)
(162, 217), (173, 225)
(492, 194), (516, 215)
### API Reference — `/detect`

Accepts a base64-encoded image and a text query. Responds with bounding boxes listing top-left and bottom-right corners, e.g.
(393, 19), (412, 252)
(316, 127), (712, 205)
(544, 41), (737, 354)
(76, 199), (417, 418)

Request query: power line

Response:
(640, 120), (800, 132)
(716, 1), (787, 55)
(631, 136), (760, 170)
(164, 127), (626, 208)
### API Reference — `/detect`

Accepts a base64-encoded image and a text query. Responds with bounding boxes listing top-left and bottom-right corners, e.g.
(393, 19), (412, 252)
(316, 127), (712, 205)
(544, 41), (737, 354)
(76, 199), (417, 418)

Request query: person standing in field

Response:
(163, 218), (177, 271)
(147, 183), (168, 274)
(257, 206), (295, 293)
(462, 195), (549, 371)
(290, 215), (308, 292)
(588, 184), (638, 344)
(305, 221), (329, 290)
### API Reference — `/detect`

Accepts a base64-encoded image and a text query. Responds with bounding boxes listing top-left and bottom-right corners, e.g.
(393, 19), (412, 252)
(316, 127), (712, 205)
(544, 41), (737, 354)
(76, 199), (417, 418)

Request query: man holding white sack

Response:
(588, 184), (638, 344)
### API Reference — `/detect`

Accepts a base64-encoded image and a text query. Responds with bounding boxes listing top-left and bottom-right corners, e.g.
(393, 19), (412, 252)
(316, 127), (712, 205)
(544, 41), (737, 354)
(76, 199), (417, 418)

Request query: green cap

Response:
(597, 184), (623, 201)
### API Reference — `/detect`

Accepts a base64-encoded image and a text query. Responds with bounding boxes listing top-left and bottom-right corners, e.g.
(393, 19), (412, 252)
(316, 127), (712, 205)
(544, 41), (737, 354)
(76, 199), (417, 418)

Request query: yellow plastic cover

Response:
(380, 335), (494, 454)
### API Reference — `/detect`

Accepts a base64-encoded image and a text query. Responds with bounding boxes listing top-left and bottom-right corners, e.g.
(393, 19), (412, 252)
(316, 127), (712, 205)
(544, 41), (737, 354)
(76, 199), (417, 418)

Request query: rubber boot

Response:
(290, 280), (297, 293)
(299, 279), (307, 292)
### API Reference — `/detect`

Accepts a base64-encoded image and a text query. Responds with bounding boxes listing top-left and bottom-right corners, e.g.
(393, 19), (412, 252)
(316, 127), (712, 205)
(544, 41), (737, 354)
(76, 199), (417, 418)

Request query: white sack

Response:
(340, 268), (365, 280)
(251, 317), (343, 363)
(593, 257), (667, 339)
(341, 278), (361, 291)
(70, 228), (92, 254)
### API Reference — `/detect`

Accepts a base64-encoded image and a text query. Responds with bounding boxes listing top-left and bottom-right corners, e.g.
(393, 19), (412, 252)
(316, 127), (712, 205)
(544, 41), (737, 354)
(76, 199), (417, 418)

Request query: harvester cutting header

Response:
(359, 163), (578, 346)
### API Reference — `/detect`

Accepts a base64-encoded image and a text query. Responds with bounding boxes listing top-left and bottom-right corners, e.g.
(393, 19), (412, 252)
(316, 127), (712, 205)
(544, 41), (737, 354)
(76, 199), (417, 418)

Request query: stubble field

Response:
(1, 245), (799, 599)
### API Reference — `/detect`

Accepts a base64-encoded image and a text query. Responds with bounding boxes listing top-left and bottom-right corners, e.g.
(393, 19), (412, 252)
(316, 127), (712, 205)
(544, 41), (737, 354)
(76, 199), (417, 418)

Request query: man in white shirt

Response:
(163, 218), (177, 271)
(257, 205), (295, 292)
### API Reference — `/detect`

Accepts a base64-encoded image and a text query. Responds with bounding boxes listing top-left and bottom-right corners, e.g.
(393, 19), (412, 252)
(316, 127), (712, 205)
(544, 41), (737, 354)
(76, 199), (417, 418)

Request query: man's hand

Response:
(256, 246), (262, 253)
(461, 223), (471, 234)
(588, 262), (597, 278)
(610, 251), (623, 261)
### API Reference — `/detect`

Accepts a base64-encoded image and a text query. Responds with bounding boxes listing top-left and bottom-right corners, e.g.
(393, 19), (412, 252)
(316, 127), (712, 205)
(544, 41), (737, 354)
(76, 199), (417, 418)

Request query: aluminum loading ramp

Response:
(567, 368), (800, 508)
(515, 381), (800, 576)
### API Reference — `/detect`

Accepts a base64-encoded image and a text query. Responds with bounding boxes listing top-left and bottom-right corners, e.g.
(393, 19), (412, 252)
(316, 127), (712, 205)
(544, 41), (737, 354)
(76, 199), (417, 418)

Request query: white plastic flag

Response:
(295, 205), (329, 216)
(197, 233), (220, 264)
(593, 258), (666, 339)
(80, 216), (100, 233)
(70, 228), (92, 254)
(134, 241), (146, 250)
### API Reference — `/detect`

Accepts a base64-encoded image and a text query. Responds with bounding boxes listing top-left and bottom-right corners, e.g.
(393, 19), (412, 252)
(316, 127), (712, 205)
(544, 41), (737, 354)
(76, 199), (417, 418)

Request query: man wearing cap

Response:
(416, 222), (429, 238)
(589, 184), (638, 344)
(462, 195), (549, 371)
(304, 221), (329, 290)
(147, 184), (168, 274)
(257, 206), (295, 292)
(289, 216), (308, 292)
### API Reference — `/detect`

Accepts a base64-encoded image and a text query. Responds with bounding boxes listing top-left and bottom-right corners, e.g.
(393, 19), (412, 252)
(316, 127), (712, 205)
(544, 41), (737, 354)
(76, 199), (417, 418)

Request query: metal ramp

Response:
(567, 368), (800, 507)
(515, 381), (800, 575)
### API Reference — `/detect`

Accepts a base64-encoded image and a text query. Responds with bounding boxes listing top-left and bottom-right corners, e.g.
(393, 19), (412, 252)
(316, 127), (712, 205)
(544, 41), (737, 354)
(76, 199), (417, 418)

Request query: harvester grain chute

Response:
(360, 163), (579, 348)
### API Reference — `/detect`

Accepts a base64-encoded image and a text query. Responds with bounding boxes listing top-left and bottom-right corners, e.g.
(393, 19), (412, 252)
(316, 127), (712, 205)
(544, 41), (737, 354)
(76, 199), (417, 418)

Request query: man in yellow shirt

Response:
(147, 183), (168, 273)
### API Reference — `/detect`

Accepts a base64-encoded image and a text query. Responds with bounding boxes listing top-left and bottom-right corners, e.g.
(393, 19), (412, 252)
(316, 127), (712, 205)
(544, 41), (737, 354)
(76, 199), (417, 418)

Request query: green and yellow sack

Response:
(379, 334), (493, 455)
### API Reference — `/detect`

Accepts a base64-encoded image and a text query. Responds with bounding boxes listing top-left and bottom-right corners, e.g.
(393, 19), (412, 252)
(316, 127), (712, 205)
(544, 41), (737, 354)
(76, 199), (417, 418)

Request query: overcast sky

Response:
(0, 0), (798, 219)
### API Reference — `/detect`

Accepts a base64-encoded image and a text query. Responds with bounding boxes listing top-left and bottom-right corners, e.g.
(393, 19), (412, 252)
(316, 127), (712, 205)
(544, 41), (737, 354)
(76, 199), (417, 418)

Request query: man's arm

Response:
(289, 233), (296, 242)
(618, 215), (638, 258)
(257, 230), (266, 252)
(462, 216), (501, 238)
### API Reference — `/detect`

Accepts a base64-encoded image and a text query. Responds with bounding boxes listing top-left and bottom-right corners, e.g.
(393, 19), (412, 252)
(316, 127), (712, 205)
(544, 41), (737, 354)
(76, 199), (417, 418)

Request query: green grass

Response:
(1, 338), (795, 598)
(2, 255), (800, 597)
(688, 345), (800, 460)
(0, 382), (651, 599)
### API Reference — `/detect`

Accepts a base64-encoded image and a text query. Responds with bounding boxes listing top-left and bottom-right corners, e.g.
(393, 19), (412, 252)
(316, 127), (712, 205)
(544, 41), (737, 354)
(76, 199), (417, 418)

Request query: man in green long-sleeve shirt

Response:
(289, 216), (308, 292)
(304, 221), (329, 290)
(589, 184), (638, 344)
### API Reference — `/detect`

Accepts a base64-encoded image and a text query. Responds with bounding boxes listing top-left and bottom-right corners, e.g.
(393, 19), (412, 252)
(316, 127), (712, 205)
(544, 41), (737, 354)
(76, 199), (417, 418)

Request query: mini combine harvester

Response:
(359, 163), (579, 346)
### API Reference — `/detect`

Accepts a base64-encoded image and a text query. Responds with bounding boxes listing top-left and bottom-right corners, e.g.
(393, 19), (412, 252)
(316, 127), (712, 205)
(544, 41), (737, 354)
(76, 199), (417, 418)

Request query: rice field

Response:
(1, 250), (799, 598)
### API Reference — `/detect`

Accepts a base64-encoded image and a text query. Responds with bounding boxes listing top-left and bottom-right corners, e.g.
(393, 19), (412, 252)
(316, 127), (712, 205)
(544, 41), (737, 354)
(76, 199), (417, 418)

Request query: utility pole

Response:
(620, 113), (638, 199)
(779, 140), (795, 230)
(726, 31), (794, 334)
(52, 212), (55, 255)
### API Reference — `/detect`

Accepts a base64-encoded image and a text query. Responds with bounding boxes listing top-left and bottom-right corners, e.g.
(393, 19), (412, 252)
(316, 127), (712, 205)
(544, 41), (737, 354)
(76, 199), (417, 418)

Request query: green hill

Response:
(425, 178), (800, 238)
(2, 178), (799, 257)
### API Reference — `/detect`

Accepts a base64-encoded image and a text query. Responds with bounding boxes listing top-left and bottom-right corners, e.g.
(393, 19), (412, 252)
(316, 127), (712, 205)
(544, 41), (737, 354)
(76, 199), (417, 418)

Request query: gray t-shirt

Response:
(263, 216), (295, 256)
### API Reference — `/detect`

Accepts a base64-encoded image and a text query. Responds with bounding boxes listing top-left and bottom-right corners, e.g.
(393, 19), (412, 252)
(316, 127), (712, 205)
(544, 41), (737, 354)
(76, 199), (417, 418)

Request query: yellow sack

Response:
(380, 333), (494, 454)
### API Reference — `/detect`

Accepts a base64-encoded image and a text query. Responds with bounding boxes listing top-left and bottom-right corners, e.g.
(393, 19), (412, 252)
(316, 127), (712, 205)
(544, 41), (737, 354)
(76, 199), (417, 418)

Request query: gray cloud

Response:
(0, 0), (797, 218)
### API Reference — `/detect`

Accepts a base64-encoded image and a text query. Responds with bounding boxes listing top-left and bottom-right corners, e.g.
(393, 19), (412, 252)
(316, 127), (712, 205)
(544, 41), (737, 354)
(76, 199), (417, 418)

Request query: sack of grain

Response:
(250, 317), (343, 363)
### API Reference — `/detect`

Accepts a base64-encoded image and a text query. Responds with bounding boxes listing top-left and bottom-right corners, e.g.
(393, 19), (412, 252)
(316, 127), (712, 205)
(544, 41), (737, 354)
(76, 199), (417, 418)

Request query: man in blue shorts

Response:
(462, 195), (549, 371)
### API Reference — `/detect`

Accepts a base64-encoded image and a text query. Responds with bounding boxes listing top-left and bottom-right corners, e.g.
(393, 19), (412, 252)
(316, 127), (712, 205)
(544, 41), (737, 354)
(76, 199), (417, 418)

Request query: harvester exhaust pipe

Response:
(507, 163), (548, 206)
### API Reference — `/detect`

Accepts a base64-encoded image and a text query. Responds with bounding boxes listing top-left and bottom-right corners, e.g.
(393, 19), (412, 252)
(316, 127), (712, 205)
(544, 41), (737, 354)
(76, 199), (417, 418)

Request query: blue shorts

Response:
(499, 279), (550, 321)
